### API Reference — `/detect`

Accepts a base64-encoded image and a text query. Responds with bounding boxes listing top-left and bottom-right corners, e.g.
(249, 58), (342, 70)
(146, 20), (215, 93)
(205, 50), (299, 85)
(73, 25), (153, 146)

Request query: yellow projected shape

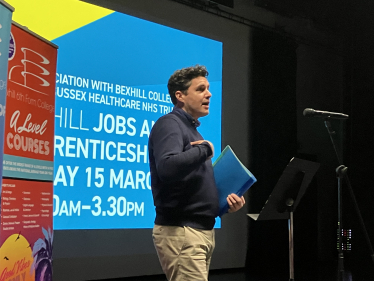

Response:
(6, 0), (114, 40)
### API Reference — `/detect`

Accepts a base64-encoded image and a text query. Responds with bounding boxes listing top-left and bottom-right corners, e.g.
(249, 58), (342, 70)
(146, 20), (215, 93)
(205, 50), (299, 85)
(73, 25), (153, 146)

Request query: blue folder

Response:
(213, 145), (257, 217)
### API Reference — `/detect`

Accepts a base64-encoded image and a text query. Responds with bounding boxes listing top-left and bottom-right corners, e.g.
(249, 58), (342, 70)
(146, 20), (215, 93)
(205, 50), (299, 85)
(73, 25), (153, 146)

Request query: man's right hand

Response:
(190, 140), (214, 159)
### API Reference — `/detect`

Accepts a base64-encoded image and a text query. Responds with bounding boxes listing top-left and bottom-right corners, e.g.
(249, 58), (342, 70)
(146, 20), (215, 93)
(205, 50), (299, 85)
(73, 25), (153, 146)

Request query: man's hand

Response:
(227, 194), (246, 213)
(190, 140), (214, 159)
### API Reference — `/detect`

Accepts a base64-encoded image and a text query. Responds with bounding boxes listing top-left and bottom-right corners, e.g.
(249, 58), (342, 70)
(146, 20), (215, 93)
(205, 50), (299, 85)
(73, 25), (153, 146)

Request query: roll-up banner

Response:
(3, 22), (57, 180)
(0, 22), (57, 281)
(0, 0), (14, 189)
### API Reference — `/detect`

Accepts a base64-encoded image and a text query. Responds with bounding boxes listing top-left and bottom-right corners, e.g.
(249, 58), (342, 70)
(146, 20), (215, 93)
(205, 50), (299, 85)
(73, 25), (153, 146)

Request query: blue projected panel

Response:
(52, 12), (222, 230)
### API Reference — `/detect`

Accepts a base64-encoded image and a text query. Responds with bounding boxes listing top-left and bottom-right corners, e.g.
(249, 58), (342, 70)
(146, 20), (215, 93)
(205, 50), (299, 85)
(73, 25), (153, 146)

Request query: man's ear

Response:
(175, 90), (185, 103)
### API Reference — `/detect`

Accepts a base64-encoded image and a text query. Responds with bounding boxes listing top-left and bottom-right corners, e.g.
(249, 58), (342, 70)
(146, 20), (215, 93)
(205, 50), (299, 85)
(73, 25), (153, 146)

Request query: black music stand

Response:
(248, 157), (320, 281)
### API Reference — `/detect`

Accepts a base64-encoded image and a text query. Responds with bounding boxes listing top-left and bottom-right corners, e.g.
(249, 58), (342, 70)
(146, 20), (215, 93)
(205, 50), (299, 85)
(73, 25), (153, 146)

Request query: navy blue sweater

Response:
(148, 107), (219, 230)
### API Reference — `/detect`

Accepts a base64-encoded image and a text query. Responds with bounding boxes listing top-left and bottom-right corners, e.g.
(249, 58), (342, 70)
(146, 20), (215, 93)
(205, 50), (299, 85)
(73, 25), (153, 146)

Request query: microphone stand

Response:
(324, 119), (374, 280)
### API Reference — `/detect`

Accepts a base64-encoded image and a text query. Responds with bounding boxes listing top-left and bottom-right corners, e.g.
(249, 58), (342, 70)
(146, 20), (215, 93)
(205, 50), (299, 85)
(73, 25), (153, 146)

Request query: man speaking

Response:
(148, 65), (245, 281)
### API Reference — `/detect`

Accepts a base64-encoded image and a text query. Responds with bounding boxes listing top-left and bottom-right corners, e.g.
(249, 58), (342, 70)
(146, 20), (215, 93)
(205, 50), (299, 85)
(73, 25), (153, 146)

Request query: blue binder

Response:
(213, 145), (257, 217)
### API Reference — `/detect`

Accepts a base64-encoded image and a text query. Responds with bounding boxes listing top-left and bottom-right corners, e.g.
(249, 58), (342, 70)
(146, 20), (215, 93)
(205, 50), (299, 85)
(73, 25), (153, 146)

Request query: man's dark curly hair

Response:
(167, 65), (209, 105)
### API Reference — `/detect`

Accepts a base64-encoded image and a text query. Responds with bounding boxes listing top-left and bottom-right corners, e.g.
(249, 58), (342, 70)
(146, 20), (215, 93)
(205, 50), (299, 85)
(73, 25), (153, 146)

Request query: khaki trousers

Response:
(152, 225), (215, 281)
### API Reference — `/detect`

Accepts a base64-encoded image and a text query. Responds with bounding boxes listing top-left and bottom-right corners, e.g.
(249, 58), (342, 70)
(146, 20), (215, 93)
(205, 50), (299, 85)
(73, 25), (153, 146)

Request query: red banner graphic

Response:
(4, 24), (57, 161)
(0, 22), (57, 281)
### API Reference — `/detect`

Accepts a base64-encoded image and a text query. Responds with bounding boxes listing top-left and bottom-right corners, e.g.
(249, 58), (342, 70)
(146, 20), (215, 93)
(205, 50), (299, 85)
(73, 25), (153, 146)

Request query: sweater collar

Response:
(173, 106), (201, 128)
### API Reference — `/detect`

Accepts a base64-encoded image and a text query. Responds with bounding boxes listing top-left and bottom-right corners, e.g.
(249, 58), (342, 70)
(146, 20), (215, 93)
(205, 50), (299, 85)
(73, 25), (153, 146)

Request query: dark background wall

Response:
(245, 0), (374, 279)
(247, 28), (297, 276)
(347, 5), (374, 276)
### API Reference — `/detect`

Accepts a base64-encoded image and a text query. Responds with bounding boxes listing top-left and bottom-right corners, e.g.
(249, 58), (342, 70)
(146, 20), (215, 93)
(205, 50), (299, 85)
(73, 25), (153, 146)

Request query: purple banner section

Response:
(0, 0), (14, 190)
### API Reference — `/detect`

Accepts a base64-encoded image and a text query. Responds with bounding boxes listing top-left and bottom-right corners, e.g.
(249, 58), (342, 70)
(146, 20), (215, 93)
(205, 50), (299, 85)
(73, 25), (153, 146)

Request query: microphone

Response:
(303, 108), (349, 119)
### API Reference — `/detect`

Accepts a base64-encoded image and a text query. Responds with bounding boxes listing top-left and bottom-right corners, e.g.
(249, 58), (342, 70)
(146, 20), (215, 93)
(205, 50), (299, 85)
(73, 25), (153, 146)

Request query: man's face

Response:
(176, 76), (212, 120)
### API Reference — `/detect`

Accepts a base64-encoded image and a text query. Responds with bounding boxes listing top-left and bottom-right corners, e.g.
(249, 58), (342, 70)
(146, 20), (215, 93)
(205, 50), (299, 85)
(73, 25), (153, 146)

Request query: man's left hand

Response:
(227, 194), (246, 213)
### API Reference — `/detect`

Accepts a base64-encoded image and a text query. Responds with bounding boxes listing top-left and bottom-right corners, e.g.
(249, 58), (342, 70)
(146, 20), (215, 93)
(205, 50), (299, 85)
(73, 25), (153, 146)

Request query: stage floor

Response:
(94, 264), (374, 281)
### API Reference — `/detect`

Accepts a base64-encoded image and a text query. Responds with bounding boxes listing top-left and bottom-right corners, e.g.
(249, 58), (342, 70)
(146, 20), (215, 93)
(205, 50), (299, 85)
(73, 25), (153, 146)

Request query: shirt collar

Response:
(173, 106), (201, 128)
